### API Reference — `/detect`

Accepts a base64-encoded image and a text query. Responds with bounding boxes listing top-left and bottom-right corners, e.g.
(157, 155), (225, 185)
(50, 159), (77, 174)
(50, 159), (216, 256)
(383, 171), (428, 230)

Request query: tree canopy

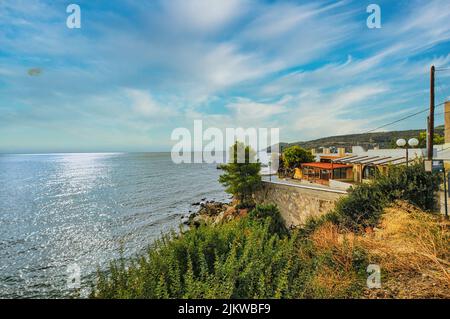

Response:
(219, 142), (261, 207)
(282, 146), (315, 169)
(418, 131), (444, 148)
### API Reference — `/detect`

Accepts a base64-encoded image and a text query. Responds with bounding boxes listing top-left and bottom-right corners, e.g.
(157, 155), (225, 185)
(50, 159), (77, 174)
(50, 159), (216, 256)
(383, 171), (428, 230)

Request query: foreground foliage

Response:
(331, 162), (441, 231)
(91, 205), (367, 299)
(92, 161), (446, 299)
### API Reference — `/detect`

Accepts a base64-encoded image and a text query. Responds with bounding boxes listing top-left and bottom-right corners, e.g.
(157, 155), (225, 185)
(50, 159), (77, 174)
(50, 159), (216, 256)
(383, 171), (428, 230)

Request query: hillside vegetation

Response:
(273, 126), (444, 152)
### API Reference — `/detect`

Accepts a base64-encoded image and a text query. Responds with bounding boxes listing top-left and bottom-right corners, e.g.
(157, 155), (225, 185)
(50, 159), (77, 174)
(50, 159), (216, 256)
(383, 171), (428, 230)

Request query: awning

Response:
(333, 155), (407, 166)
(301, 162), (352, 169)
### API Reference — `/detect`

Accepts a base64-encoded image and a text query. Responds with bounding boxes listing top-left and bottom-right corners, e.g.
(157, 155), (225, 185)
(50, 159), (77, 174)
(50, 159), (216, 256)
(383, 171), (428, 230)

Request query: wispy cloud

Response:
(0, 0), (449, 152)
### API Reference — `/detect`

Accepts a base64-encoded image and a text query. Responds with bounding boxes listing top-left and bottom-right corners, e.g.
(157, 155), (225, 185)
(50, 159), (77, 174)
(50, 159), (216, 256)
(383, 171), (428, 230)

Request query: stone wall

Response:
(253, 181), (347, 227)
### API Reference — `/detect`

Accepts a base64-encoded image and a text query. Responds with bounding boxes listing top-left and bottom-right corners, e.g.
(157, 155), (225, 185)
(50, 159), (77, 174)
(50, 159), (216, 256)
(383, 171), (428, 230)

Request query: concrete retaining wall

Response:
(253, 181), (347, 227)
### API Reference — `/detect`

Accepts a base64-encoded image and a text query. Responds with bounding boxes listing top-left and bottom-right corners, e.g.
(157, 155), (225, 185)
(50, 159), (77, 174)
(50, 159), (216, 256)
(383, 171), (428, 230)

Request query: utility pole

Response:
(428, 65), (435, 160)
(444, 166), (448, 218)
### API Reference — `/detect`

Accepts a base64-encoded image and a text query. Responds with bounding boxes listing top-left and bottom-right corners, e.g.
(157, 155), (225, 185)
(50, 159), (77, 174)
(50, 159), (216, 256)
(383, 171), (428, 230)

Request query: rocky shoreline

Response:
(182, 199), (249, 227)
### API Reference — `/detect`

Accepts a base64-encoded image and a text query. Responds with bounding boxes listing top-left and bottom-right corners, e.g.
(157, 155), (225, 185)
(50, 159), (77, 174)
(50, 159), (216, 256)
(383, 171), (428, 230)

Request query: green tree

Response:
(418, 131), (444, 148)
(282, 146), (315, 169)
(219, 142), (262, 207)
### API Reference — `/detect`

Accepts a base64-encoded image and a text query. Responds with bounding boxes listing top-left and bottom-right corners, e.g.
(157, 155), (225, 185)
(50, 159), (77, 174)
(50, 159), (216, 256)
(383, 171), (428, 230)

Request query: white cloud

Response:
(160, 0), (246, 32)
(1, 0), (450, 151)
(284, 84), (389, 139)
(226, 97), (287, 120)
(124, 89), (175, 118)
(199, 43), (282, 89)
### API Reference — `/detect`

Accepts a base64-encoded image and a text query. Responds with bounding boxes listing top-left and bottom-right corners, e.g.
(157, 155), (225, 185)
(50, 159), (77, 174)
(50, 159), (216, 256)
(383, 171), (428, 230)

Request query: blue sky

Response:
(0, 0), (450, 153)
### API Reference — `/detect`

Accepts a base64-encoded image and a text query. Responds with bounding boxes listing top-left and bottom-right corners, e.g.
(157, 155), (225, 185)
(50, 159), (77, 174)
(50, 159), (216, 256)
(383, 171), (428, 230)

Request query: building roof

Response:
(333, 155), (409, 166)
(332, 147), (430, 166)
(315, 146), (437, 166)
(301, 162), (352, 169)
(320, 155), (346, 159)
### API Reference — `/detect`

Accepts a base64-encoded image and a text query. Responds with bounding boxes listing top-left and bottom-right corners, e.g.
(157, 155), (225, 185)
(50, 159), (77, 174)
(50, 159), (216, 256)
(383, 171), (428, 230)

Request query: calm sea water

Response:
(0, 153), (229, 298)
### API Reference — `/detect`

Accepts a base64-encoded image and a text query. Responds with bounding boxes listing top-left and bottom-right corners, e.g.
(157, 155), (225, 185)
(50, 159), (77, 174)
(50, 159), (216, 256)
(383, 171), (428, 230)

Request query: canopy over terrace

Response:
(300, 162), (353, 185)
(332, 155), (408, 166)
(331, 154), (409, 181)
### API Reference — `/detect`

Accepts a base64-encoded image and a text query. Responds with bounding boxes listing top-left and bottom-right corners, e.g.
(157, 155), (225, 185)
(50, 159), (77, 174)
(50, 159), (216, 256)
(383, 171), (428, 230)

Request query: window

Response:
(362, 165), (376, 179)
(333, 168), (348, 179)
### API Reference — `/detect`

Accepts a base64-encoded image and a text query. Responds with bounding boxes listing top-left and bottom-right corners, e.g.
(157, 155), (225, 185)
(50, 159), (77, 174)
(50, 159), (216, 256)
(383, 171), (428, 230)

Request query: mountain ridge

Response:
(272, 126), (444, 152)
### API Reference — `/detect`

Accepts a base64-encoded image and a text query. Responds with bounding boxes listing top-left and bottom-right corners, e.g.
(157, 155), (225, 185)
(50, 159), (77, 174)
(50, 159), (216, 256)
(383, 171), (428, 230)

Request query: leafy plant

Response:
(90, 204), (368, 299)
(418, 131), (444, 148)
(332, 161), (441, 231)
(376, 162), (441, 211)
(249, 204), (288, 236)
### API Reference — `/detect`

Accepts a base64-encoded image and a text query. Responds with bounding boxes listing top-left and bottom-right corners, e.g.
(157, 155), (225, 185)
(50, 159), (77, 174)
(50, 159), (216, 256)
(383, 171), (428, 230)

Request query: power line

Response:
(363, 101), (447, 134)
(363, 108), (428, 134)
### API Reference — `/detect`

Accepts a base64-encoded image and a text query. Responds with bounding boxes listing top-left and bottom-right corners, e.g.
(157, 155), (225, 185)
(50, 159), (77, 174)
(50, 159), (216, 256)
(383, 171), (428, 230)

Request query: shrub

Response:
(376, 162), (441, 211)
(92, 205), (296, 298)
(91, 204), (368, 299)
(332, 162), (441, 231)
(333, 183), (387, 231)
(249, 204), (288, 236)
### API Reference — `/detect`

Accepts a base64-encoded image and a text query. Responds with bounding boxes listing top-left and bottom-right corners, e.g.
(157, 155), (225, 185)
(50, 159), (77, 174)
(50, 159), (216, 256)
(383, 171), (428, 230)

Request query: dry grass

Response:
(311, 264), (359, 298)
(310, 223), (360, 273)
(360, 201), (450, 298)
(307, 223), (365, 298)
(309, 201), (450, 299)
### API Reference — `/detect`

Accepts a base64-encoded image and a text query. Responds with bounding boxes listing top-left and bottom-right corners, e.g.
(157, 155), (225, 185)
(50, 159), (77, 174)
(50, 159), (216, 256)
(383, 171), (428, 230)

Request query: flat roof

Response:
(301, 162), (352, 169)
(319, 155), (346, 159)
(334, 155), (408, 166)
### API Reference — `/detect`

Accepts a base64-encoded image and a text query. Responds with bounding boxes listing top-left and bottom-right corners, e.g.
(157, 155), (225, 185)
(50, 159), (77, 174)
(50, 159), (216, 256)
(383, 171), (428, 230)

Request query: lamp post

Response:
(396, 138), (419, 166)
(396, 138), (407, 165)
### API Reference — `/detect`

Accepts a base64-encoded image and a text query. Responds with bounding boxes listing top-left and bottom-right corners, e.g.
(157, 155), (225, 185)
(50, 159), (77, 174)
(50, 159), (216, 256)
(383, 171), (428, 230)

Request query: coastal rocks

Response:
(185, 200), (245, 227)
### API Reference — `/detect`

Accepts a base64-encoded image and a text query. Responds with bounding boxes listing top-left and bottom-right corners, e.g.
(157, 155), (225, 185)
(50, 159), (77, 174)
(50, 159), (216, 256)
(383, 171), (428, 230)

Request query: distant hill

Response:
(269, 126), (444, 153)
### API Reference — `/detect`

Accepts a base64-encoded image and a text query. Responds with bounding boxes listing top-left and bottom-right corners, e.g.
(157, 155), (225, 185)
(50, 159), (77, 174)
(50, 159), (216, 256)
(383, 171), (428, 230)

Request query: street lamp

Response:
(408, 138), (419, 148)
(396, 138), (406, 147)
(396, 138), (419, 166)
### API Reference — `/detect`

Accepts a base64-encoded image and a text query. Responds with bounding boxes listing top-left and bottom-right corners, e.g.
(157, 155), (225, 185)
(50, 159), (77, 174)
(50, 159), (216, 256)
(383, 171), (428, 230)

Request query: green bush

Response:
(92, 206), (295, 298)
(332, 162), (441, 231)
(376, 162), (441, 211)
(249, 204), (288, 236)
(333, 183), (387, 231)
(91, 204), (367, 299)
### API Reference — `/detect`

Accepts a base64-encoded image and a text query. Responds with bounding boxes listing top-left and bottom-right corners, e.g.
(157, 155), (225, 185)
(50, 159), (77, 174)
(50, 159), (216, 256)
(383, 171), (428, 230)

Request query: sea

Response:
(0, 152), (232, 298)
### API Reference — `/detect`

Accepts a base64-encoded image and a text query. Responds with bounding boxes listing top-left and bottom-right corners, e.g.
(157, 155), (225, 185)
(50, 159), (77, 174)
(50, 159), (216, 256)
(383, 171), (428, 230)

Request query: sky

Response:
(0, 0), (450, 153)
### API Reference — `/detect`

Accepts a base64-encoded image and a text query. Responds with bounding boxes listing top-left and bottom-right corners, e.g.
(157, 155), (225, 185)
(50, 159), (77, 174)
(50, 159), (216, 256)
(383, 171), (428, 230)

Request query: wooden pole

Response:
(428, 65), (435, 160)
(444, 166), (448, 218)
